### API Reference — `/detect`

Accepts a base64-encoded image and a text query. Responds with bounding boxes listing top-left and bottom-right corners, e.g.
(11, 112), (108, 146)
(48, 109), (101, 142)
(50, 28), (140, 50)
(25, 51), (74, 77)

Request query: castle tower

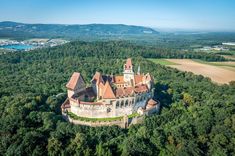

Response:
(91, 72), (104, 99)
(66, 72), (86, 98)
(123, 58), (134, 86)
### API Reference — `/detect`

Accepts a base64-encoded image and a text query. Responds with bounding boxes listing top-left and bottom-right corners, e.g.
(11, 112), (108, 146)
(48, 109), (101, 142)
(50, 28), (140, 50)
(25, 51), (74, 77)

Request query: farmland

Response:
(149, 58), (235, 84)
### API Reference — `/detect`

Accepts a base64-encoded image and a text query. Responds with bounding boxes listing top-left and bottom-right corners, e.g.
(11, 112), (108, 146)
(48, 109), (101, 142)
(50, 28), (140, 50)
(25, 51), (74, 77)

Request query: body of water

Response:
(0, 44), (35, 50)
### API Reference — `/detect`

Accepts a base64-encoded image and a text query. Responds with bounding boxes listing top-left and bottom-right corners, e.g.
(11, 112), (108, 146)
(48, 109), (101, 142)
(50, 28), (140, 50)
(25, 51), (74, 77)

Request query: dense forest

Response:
(1, 40), (226, 63)
(0, 40), (234, 156)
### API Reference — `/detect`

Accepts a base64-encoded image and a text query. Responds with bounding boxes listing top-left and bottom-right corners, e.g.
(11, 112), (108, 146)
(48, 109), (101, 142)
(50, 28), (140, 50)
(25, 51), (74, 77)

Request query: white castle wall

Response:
(71, 104), (113, 118)
(70, 90), (154, 118)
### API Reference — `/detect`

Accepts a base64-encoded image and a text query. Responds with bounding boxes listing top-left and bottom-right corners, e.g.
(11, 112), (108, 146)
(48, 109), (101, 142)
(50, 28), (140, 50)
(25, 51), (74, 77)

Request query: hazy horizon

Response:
(1, 0), (235, 32)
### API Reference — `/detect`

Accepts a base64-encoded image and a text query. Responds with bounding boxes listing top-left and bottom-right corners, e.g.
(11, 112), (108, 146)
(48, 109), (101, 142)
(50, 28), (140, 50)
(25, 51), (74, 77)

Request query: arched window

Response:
(125, 100), (128, 107)
(121, 101), (124, 108)
(84, 95), (89, 102)
(143, 96), (146, 100)
(132, 99), (134, 105)
(116, 101), (119, 108)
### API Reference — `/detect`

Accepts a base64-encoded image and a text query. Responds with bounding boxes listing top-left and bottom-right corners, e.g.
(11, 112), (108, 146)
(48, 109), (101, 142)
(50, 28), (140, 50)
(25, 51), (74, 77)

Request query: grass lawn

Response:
(67, 112), (139, 122)
(148, 58), (179, 65)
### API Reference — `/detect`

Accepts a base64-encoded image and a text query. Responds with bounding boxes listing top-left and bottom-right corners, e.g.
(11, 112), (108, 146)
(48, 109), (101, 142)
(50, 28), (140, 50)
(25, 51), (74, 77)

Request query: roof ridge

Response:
(66, 72), (81, 90)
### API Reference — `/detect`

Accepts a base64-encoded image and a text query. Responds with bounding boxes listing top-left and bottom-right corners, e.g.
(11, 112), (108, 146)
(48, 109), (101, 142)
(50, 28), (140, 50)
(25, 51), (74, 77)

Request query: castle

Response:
(61, 58), (159, 125)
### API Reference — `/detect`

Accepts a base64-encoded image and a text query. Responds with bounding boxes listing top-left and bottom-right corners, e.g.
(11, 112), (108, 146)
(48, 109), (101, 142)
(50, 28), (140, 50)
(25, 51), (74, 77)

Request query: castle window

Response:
(121, 101), (124, 108)
(136, 97), (139, 102)
(116, 101), (119, 108)
(84, 95), (89, 102)
(125, 100), (128, 107)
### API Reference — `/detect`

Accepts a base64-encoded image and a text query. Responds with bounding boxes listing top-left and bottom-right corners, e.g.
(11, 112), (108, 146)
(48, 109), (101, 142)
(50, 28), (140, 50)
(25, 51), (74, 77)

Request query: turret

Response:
(91, 72), (104, 99)
(66, 72), (86, 98)
(123, 58), (134, 86)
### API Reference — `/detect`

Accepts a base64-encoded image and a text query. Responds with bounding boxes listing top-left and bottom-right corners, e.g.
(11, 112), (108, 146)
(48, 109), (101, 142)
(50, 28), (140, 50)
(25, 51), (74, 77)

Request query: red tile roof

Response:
(113, 75), (124, 84)
(134, 84), (148, 93)
(115, 84), (148, 97)
(147, 99), (157, 106)
(61, 98), (71, 109)
(115, 87), (134, 97)
(102, 81), (116, 99)
(66, 72), (82, 90)
(146, 99), (158, 110)
(134, 74), (144, 84)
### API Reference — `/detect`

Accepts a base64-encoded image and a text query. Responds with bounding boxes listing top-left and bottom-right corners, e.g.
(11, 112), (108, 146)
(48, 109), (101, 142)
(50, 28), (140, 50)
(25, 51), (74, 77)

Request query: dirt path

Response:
(166, 59), (235, 84)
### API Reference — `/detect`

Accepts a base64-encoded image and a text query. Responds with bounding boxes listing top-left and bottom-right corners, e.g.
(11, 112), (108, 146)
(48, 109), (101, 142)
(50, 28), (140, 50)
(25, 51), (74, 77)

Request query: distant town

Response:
(193, 42), (235, 52)
(0, 38), (69, 51)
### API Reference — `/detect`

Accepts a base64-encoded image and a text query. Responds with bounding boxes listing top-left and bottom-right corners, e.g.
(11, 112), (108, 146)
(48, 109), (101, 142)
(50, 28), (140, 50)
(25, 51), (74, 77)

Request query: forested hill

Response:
(0, 40), (226, 63)
(0, 21), (158, 39)
(0, 40), (234, 155)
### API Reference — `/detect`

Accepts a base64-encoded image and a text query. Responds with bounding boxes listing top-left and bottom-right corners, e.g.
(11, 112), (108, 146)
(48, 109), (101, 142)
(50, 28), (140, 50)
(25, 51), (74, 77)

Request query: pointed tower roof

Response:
(124, 58), (133, 70)
(91, 72), (104, 85)
(66, 72), (83, 90)
(102, 81), (116, 99)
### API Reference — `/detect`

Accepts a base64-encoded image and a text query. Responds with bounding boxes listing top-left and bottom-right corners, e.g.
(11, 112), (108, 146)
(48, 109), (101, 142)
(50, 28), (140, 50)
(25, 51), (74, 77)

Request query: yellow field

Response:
(164, 59), (235, 84)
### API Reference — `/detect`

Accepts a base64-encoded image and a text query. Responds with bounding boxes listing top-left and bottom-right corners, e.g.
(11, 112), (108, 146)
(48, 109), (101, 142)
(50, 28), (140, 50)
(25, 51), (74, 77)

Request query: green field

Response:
(193, 59), (235, 68)
(148, 58), (179, 65)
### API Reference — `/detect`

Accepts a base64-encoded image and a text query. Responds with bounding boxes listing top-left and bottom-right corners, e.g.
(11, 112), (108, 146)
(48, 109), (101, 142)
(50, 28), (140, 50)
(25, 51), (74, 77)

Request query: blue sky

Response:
(0, 0), (235, 31)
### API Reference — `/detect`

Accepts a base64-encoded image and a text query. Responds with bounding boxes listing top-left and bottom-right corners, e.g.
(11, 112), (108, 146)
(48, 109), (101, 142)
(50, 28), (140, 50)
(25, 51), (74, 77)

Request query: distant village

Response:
(0, 38), (69, 51)
(195, 42), (235, 52)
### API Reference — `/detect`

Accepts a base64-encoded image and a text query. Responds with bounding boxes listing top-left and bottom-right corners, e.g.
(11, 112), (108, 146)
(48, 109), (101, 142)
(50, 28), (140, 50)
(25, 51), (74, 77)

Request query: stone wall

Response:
(62, 100), (161, 128)
(69, 90), (154, 118)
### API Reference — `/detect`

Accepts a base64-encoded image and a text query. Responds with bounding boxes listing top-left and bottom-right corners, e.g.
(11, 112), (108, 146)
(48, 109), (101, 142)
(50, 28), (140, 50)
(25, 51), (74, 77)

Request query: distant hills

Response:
(0, 21), (159, 39)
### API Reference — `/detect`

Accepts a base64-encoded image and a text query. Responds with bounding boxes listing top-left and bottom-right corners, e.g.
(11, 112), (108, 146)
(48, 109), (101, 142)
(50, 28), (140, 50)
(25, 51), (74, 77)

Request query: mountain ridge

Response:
(0, 21), (159, 39)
